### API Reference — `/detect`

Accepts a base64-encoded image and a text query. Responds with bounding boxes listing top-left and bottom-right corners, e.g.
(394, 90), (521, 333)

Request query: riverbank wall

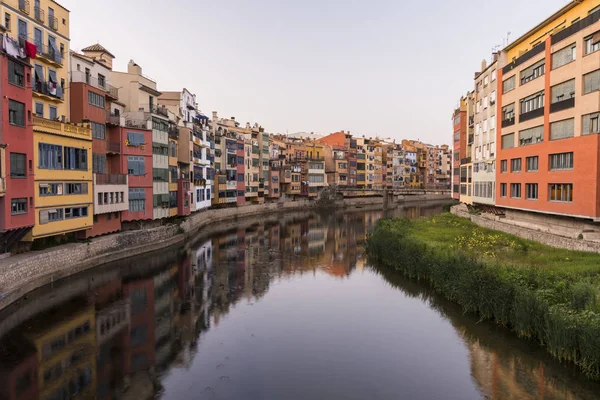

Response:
(451, 204), (600, 253)
(0, 195), (392, 312)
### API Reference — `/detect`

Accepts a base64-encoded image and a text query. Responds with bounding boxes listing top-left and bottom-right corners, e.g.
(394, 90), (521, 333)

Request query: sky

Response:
(62, 0), (570, 145)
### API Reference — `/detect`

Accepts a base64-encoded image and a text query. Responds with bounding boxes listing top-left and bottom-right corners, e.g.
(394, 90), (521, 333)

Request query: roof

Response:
(81, 43), (115, 58)
(503, 1), (579, 52)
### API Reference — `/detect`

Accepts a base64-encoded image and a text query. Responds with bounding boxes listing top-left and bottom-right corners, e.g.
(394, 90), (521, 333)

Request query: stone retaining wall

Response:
(451, 206), (600, 253)
(0, 196), (384, 311)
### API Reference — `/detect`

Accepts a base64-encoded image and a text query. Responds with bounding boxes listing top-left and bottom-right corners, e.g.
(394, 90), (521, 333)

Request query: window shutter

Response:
(40, 210), (49, 224)
(550, 119), (575, 140)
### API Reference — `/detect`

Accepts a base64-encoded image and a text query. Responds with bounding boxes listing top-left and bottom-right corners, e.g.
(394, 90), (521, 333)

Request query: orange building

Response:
(496, 0), (600, 220)
(452, 98), (468, 199)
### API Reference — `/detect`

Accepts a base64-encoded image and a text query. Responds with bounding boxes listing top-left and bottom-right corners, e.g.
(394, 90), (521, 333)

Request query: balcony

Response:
(468, 115), (474, 128)
(35, 43), (63, 66)
(106, 111), (122, 126)
(139, 104), (169, 118)
(502, 42), (546, 74)
(107, 142), (121, 154)
(71, 71), (118, 99)
(460, 157), (472, 165)
(501, 117), (515, 128)
(550, 97), (575, 113)
(33, 80), (64, 101)
(519, 107), (544, 123)
(96, 174), (127, 185)
(34, 6), (44, 22)
(33, 116), (91, 138)
(18, 0), (30, 14)
(551, 8), (600, 45)
(168, 126), (179, 140)
(49, 16), (58, 31)
(468, 134), (474, 144)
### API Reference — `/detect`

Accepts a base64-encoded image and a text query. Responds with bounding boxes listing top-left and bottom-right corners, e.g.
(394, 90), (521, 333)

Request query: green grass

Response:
(366, 213), (600, 379)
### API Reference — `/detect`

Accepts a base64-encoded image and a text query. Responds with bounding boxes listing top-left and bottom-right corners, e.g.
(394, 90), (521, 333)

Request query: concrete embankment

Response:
(451, 204), (600, 254)
(0, 196), (388, 312)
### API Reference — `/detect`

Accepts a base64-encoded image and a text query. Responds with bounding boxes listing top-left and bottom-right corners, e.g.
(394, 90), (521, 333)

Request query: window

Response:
(49, 106), (57, 120)
(152, 144), (168, 156)
(502, 103), (515, 121)
(17, 19), (26, 40)
(38, 143), (62, 169)
(552, 44), (576, 69)
(453, 132), (460, 142)
(500, 183), (507, 197)
(503, 75), (516, 93)
(65, 183), (88, 194)
(483, 75), (489, 87)
(88, 91), (105, 108)
(520, 91), (544, 114)
(526, 184), (538, 200)
(585, 32), (600, 55)
(551, 79), (575, 104)
(11, 198), (27, 215)
(39, 208), (64, 224)
(501, 133), (514, 149)
(511, 158), (522, 172)
(511, 183), (521, 198)
(526, 156), (539, 172)
(520, 59), (545, 85)
(170, 166), (178, 182)
(39, 183), (62, 196)
(63, 147), (87, 170)
(126, 131), (145, 146)
(5, 13), (10, 31)
(550, 118), (574, 140)
(549, 152), (574, 170)
(153, 168), (169, 181)
(519, 125), (544, 146)
(584, 69), (600, 94)
(98, 74), (105, 88)
(127, 156), (145, 176)
(10, 153), (26, 177)
(91, 122), (106, 139)
(93, 154), (107, 174)
(491, 69), (496, 81)
(34, 102), (43, 117)
(8, 59), (24, 87)
(582, 113), (600, 135)
(549, 184), (573, 202)
(34, 27), (42, 49)
(9, 100), (25, 126)
(169, 141), (177, 157)
(65, 207), (88, 219)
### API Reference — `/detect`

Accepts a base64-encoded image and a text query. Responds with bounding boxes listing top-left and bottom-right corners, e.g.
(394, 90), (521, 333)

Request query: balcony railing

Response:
(19, 0), (30, 14)
(106, 111), (121, 126)
(49, 16), (58, 31)
(168, 126), (179, 139)
(551, 8), (600, 45)
(460, 157), (472, 165)
(96, 174), (127, 185)
(107, 142), (121, 153)
(501, 117), (515, 128)
(519, 107), (544, 123)
(35, 43), (63, 65)
(33, 81), (64, 100)
(502, 42), (546, 74)
(34, 6), (44, 22)
(71, 71), (118, 99)
(139, 104), (169, 118)
(550, 97), (575, 113)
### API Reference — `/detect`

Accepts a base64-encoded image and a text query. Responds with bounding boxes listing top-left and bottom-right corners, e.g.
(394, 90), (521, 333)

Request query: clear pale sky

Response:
(62, 0), (570, 144)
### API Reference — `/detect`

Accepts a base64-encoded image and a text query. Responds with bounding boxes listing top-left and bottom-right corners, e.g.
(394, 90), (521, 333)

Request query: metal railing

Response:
(19, 0), (30, 14)
(96, 174), (127, 185)
(502, 42), (545, 74)
(139, 104), (168, 118)
(33, 81), (64, 99)
(34, 6), (44, 22)
(36, 42), (63, 65)
(106, 111), (121, 126)
(71, 71), (118, 98)
(49, 16), (58, 31)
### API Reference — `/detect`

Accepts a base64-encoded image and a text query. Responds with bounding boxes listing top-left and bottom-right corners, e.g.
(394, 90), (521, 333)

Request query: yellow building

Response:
(24, 302), (96, 399)
(1, 0), (93, 240)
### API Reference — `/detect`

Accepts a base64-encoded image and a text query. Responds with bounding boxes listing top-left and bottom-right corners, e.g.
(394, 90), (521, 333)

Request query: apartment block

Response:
(497, 0), (600, 220)
(211, 112), (245, 206)
(0, 27), (35, 251)
(460, 91), (475, 204)
(451, 98), (467, 199)
(472, 57), (498, 205)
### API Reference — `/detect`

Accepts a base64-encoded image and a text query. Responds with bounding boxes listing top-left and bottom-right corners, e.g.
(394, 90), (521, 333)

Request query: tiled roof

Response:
(81, 43), (115, 58)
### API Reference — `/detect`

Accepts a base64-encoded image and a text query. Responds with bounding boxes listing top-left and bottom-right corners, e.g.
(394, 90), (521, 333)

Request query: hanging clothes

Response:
(56, 84), (63, 99)
(3, 34), (20, 58)
(24, 41), (36, 59)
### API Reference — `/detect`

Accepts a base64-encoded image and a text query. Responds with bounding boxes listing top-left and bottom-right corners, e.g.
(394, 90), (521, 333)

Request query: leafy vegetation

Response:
(366, 213), (600, 379)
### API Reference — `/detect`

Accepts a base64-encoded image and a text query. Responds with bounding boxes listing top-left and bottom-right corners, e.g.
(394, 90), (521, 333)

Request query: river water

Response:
(1, 201), (599, 400)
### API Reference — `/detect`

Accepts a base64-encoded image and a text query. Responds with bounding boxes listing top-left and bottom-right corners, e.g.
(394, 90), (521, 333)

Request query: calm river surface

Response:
(1, 201), (600, 400)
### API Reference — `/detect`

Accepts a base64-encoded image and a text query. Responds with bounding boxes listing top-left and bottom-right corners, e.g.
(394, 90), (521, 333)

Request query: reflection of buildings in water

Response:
(123, 278), (156, 375)
(0, 335), (38, 400)
(23, 300), (96, 400)
(153, 266), (180, 373)
(95, 279), (130, 399)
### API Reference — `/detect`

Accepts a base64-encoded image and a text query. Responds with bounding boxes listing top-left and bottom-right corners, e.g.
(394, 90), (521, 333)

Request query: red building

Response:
(120, 126), (153, 222)
(70, 48), (128, 238)
(0, 30), (35, 252)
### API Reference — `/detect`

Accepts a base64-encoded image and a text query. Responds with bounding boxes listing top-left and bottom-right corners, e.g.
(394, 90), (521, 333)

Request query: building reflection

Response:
(8, 203), (589, 400)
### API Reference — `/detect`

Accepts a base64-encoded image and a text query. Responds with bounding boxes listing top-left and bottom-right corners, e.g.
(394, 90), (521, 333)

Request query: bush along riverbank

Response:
(366, 213), (600, 379)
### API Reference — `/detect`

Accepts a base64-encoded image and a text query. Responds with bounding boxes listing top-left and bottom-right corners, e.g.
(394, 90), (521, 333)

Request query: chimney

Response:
(481, 59), (487, 72)
(212, 111), (218, 121)
(128, 60), (142, 75)
(492, 52), (499, 62)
